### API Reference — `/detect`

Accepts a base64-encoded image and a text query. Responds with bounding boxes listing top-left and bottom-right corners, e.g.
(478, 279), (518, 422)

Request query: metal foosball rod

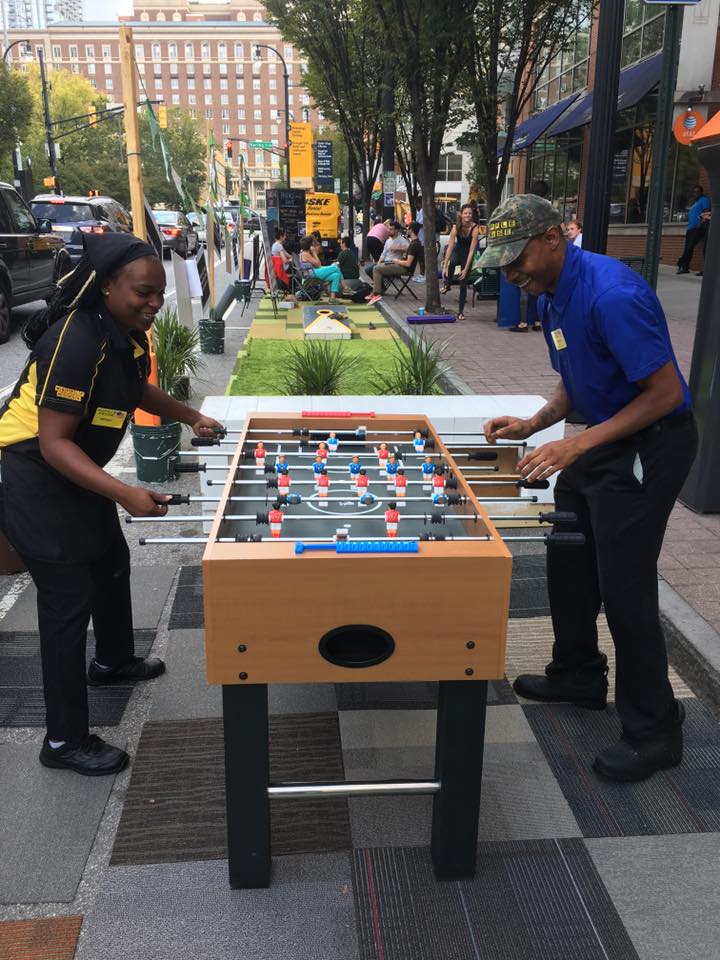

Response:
(205, 480), (541, 502)
(138, 532), (585, 546)
(192, 435), (522, 454)
(227, 425), (527, 447)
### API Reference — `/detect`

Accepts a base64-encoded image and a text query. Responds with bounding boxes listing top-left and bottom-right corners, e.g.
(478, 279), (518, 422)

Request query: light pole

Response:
(254, 42), (290, 189)
(38, 47), (61, 194)
(3, 38), (30, 63)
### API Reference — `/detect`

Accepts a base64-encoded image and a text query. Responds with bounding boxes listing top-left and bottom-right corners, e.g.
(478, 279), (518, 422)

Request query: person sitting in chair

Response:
(367, 222), (423, 305)
(298, 236), (352, 302)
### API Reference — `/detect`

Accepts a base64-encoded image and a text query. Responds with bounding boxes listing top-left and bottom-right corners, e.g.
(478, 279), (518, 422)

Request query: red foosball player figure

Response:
(394, 469), (407, 498)
(317, 469), (330, 502)
(356, 468), (369, 498)
(432, 467), (446, 499)
(255, 441), (266, 469)
(268, 502), (284, 538)
(385, 502), (400, 538)
(278, 471), (291, 495)
(327, 432), (339, 453)
(413, 431), (425, 455)
(316, 441), (329, 461)
(377, 442), (389, 474)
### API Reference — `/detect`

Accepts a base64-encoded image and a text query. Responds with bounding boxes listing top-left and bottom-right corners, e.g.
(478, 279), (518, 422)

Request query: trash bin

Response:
(199, 317), (225, 354)
(130, 420), (183, 483)
(497, 273), (521, 327)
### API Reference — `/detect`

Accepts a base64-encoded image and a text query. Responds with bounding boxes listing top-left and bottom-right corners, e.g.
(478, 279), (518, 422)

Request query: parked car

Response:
(30, 194), (132, 264)
(186, 211), (206, 246)
(152, 209), (199, 259)
(0, 182), (72, 343)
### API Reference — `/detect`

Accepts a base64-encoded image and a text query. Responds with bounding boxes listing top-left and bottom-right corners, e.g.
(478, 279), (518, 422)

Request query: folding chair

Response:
(385, 259), (421, 301)
(471, 268), (500, 307)
(289, 253), (326, 302)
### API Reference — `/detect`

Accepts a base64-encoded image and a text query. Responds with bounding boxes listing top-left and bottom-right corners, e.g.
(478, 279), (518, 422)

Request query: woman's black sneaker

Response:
(40, 735), (129, 776)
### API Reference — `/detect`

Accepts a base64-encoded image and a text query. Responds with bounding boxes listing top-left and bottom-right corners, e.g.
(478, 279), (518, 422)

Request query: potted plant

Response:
(131, 307), (205, 482)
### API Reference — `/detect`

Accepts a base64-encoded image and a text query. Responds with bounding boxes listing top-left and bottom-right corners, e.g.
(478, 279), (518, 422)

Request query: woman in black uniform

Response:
(440, 203), (480, 321)
(0, 233), (223, 776)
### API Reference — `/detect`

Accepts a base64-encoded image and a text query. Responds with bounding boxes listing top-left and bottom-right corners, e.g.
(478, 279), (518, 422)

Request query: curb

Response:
(377, 300), (472, 397)
(659, 580), (720, 717)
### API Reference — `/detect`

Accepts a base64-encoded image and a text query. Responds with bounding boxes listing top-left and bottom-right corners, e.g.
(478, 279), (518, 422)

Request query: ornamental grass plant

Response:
(371, 330), (449, 395)
(153, 307), (204, 400)
(280, 339), (361, 395)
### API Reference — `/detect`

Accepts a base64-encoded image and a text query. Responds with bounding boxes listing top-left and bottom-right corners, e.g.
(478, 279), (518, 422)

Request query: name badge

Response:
(551, 328), (567, 350)
(91, 407), (128, 429)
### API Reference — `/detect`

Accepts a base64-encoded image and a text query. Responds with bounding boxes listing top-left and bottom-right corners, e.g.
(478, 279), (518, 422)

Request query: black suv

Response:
(0, 183), (71, 343)
(30, 194), (132, 264)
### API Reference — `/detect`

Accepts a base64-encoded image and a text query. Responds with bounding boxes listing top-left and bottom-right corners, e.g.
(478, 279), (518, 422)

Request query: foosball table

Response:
(133, 411), (582, 888)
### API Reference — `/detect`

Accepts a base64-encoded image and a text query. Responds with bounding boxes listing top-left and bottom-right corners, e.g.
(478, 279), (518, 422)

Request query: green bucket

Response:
(130, 420), (183, 483)
(199, 317), (225, 354)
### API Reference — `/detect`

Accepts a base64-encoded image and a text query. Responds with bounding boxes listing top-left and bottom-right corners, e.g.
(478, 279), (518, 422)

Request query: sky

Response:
(84, 0), (132, 20)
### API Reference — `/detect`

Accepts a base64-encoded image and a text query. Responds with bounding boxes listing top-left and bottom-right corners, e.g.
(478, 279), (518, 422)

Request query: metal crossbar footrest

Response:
(267, 779), (440, 799)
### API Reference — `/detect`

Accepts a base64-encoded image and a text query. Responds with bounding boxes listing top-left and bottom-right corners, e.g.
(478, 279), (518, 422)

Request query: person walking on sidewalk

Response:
(441, 203), (480, 321)
(676, 184), (710, 274)
(478, 194), (697, 783)
(0, 232), (224, 776)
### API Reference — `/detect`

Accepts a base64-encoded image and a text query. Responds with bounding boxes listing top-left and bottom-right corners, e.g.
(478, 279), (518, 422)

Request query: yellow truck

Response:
(305, 191), (342, 260)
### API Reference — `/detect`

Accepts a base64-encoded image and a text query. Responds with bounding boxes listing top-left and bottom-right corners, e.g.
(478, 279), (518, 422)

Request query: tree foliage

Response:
(368, 0), (476, 311)
(464, 0), (593, 211)
(15, 66), (205, 208)
(0, 63), (37, 182)
(264, 0), (386, 254)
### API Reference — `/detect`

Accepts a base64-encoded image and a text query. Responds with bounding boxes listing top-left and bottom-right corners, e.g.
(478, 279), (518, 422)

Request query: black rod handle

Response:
(546, 533), (586, 546)
(538, 511), (577, 525)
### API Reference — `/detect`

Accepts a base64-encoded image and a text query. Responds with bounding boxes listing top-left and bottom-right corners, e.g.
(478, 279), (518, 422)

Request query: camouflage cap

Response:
(478, 194), (562, 268)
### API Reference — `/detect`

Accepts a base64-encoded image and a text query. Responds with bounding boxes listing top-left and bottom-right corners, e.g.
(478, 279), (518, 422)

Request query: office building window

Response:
(237, 109), (245, 119)
(171, 78), (179, 89)
(221, 108), (229, 119)
(152, 43), (161, 60)
(204, 78), (212, 90)
(201, 43), (210, 60)
(253, 78), (260, 90)
(138, 62), (145, 73)
(221, 94), (228, 104)
(102, 44), (111, 60)
(172, 94), (180, 104)
(220, 78), (228, 89)
(168, 42), (177, 60)
(87, 63), (96, 74)
(189, 94), (196, 105)
(253, 95), (261, 105)
(135, 44), (144, 61)
(90, 78), (96, 87)
(238, 123), (246, 134)
(237, 94), (245, 104)
(255, 150), (264, 164)
(220, 62), (227, 74)
(438, 153), (463, 181)
(69, 45), (78, 59)
(205, 109), (213, 118)
(268, 63), (276, 74)
(269, 94), (276, 105)
(255, 124), (262, 134)
(234, 42), (243, 59)
(170, 62), (178, 74)
(52, 45), (61, 60)
(534, 13), (592, 110)
(85, 45), (95, 60)
(154, 78), (162, 89)
(284, 45), (293, 60)
(236, 64), (244, 77)
(106, 79), (113, 89)
(269, 79), (276, 89)
(223, 124), (231, 135)
(188, 78), (195, 89)
(622, 5), (664, 67)
(186, 62), (194, 75)
(205, 94), (212, 105)
(185, 42), (194, 59)
(254, 109), (262, 119)
(218, 42), (227, 59)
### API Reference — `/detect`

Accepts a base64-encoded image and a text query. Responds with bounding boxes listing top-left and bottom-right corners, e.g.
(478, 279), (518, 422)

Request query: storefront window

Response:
(622, 7), (664, 67)
(528, 134), (583, 221)
(533, 13), (592, 110)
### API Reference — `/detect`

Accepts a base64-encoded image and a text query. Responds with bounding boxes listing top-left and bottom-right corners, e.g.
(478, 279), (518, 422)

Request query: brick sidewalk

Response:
(382, 267), (720, 633)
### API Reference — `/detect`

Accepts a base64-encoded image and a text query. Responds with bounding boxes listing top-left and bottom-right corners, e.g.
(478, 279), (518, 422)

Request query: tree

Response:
(464, 0), (592, 213)
(368, 0), (476, 312)
(0, 63), (36, 182)
(264, 0), (386, 256)
(140, 109), (207, 208)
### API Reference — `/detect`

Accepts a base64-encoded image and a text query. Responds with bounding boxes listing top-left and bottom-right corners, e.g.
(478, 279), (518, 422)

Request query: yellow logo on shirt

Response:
(55, 385), (85, 402)
(551, 328), (568, 350)
(91, 407), (128, 429)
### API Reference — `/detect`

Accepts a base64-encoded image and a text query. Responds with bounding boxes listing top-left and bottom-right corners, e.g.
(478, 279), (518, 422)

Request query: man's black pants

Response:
(677, 227), (707, 271)
(546, 413), (697, 741)
(25, 515), (135, 743)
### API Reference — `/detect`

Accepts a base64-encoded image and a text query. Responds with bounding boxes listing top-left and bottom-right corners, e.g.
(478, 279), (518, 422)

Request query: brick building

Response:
(6, 0), (319, 208)
(506, 0), (720, 269)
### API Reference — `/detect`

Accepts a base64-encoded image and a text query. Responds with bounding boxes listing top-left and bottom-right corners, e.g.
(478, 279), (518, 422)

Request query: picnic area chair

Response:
(289, 252), (326, 302)
(385, 256), (422, 301)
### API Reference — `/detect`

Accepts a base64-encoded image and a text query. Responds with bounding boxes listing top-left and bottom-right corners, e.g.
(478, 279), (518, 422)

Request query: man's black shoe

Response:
(88, 656), (165, 685)
(513, 670), (608, 710)
(592, 703), (685, 782)
(39, 735), (129, 776)
(676, 267), (689, 274)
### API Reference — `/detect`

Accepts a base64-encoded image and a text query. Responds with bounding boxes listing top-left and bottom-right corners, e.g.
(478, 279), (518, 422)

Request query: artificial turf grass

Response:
(226, 336), (411, 395)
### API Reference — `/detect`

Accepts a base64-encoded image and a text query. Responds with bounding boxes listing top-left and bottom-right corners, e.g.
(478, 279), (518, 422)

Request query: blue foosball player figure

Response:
(312, 455), (325, 478)
(421, 456), (435, 487)
(348, 454), (362, 480)
(327, 432), (339, 453)
(413, 431), (425, 454)
(275, 454), (289, 475)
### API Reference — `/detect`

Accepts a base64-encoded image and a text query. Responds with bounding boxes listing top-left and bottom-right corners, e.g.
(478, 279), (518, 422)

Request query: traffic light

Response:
(225, 140), (233, 160)
(88, 105), (97, 127)
(158, 105), (168, 129)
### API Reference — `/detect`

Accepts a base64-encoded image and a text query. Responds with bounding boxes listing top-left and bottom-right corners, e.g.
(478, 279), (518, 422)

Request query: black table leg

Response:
(431, 679), (488, 879)
(222, 683), (271, 888)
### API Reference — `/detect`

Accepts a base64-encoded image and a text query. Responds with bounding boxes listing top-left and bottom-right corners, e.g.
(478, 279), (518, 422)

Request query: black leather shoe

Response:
(39, 735), (129, 776)
(592, 703), (686, 782)
(88, 656), (165, 685)
(676, 267), (689, 274)
(513, 668), (608, 710)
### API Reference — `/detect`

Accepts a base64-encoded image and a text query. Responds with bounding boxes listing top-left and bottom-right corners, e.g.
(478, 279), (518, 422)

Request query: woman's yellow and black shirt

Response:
(0, 308), (150, 562)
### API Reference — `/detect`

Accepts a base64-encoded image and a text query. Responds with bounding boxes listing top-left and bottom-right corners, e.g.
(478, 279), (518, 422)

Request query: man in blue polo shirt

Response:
(478, 194), (697, 783)
(676, 184), (711, 275)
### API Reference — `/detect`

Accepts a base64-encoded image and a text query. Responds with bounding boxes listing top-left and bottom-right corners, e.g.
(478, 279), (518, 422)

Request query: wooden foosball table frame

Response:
(202, 413), (513, 888)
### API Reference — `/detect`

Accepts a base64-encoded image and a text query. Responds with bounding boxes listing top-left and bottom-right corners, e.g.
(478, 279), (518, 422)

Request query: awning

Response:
(500, 92), (581, 156)
(546, 51), (663, 137)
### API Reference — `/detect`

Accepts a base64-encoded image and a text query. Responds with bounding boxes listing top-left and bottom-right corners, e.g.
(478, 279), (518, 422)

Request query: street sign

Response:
(248, 140), (272, 149)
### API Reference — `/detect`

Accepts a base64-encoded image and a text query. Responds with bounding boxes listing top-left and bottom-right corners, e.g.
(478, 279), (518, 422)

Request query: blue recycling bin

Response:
(497, 273), (521, 327)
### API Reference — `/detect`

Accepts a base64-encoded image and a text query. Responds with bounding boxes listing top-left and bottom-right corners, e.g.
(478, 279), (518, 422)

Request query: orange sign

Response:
(674, 110), (705, 145)
(289, 122), (314, 188)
